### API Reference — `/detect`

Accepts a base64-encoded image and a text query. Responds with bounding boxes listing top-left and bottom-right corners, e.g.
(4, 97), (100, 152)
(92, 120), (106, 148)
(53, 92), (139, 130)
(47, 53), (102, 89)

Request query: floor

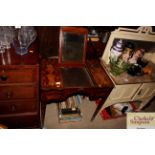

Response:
(44, 97), (155, 129)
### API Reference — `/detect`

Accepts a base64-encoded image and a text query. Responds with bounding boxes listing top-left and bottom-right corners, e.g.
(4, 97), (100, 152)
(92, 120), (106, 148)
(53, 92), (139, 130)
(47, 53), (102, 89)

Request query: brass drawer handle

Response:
(11, 105), (16, 112)
(6, 91), (13, 99)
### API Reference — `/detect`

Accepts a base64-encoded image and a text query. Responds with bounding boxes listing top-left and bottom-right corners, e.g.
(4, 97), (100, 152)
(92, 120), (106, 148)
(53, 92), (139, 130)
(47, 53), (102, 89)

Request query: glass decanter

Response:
(14, 26), (37, 56)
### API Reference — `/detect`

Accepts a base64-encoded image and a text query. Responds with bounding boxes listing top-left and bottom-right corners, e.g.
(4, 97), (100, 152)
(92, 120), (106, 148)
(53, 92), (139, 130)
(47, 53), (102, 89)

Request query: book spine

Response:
(76, 95), (82, 105)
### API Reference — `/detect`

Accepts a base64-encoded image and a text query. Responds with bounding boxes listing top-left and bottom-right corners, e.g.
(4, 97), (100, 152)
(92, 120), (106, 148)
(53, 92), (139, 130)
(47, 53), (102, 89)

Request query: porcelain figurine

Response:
(128, 48), (145, 64)
(121, 42), (135, 63)
(110, 39), (124, 62)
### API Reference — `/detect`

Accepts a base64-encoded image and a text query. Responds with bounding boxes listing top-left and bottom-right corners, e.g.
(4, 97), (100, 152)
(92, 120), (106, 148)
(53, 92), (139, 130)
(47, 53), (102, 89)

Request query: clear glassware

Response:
(0, 42), (5, 53)
(14, 26), (37, 56)
(0, 41), (6, 65)
(0, 26), (15, 50)
(0, 27), (15, 65)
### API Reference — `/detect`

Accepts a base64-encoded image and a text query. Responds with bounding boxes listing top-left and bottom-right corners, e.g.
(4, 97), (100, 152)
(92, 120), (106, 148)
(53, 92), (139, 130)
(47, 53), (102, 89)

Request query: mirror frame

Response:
(58, 26), (88, 66)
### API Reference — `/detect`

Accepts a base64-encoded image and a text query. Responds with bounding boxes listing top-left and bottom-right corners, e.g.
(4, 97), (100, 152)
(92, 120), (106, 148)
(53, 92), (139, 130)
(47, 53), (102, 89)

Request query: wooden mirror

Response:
(58, 27), (88, 66)
(58, 27), (94, 87)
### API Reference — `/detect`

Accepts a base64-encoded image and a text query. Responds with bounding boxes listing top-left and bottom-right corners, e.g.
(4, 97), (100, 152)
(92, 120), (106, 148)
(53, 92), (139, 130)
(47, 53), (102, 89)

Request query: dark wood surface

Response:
(0, 42), (39, 66)
(0, 43), (41, 129)
(87, 39), (106, 59)
(36, 26), (60, 58)
(36, 26), (109, 60)
(40, 58), (114, 120)
(39, 26), (114, 121)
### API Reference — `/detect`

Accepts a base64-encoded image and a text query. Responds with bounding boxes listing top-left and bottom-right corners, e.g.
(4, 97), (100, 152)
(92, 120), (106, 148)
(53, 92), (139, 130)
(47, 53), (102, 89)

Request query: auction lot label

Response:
(127, 112), (155, 129)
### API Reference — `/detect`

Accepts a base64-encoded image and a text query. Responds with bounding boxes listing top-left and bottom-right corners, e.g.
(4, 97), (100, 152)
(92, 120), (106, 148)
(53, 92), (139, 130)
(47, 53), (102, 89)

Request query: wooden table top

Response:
(41, 58), (113, 90)
(0, 43), (39, 66)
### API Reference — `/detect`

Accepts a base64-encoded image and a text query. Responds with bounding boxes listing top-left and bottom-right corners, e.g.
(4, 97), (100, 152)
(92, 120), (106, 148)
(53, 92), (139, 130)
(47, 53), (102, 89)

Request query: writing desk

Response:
(41, 58), (113, 121)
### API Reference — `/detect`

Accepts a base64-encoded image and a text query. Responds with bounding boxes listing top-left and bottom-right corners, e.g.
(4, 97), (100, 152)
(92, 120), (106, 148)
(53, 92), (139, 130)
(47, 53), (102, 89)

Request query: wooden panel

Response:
(0, 100), (38, 114)
(0, 68), (35, 83)
(133, 83), (155, 100)
(86, 60), (114, 88)
(86, 39), (106, 60)
(0, 85), (38, 100)
(109, 84), (141, 102)
(36, 26), (60, 57)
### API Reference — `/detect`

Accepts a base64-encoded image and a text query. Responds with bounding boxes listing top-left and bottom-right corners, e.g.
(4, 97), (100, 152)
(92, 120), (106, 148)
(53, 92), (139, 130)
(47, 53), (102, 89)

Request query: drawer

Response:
(0, 100), (38, 114)
(132, 83), (155, 100)
(0, 85), (38, 100)
(109, 84), (141, 102)
(0, 68), (38, 84)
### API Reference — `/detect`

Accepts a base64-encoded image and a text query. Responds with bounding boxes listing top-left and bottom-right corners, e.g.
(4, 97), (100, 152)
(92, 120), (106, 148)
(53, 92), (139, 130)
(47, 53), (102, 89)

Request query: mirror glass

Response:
(62, 32), (85, 63)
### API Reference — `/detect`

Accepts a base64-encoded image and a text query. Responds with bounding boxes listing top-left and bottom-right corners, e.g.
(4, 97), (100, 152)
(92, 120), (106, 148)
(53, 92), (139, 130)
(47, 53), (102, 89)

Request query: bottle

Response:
(110, 39), (124, 62)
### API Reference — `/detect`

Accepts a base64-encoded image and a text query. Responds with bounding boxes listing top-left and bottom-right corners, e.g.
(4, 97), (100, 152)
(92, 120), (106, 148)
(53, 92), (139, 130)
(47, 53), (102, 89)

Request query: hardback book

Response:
(58, 95), (83, 123)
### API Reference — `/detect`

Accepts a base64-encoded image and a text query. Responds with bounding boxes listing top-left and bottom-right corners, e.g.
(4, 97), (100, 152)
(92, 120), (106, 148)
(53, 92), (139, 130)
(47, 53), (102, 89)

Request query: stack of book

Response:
(58, 95), (83, 123)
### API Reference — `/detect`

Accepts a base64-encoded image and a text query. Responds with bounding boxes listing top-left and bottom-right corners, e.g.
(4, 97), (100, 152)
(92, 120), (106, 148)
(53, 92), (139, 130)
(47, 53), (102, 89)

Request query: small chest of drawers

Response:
(0, 45), (41, 128)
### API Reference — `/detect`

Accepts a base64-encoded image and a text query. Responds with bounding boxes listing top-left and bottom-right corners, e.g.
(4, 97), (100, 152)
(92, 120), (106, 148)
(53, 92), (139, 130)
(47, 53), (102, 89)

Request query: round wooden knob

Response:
(0, 74), (8, 81)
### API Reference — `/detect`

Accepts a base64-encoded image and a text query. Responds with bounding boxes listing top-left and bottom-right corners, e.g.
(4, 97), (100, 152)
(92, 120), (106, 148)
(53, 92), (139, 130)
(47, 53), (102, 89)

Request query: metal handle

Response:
(11, 105), (16, 112)
(6, 91), (13, 99)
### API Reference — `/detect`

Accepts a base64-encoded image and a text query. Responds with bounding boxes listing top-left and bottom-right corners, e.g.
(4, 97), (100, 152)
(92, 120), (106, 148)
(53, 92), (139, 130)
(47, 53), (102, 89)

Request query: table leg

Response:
(91, 98), (105, 121)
